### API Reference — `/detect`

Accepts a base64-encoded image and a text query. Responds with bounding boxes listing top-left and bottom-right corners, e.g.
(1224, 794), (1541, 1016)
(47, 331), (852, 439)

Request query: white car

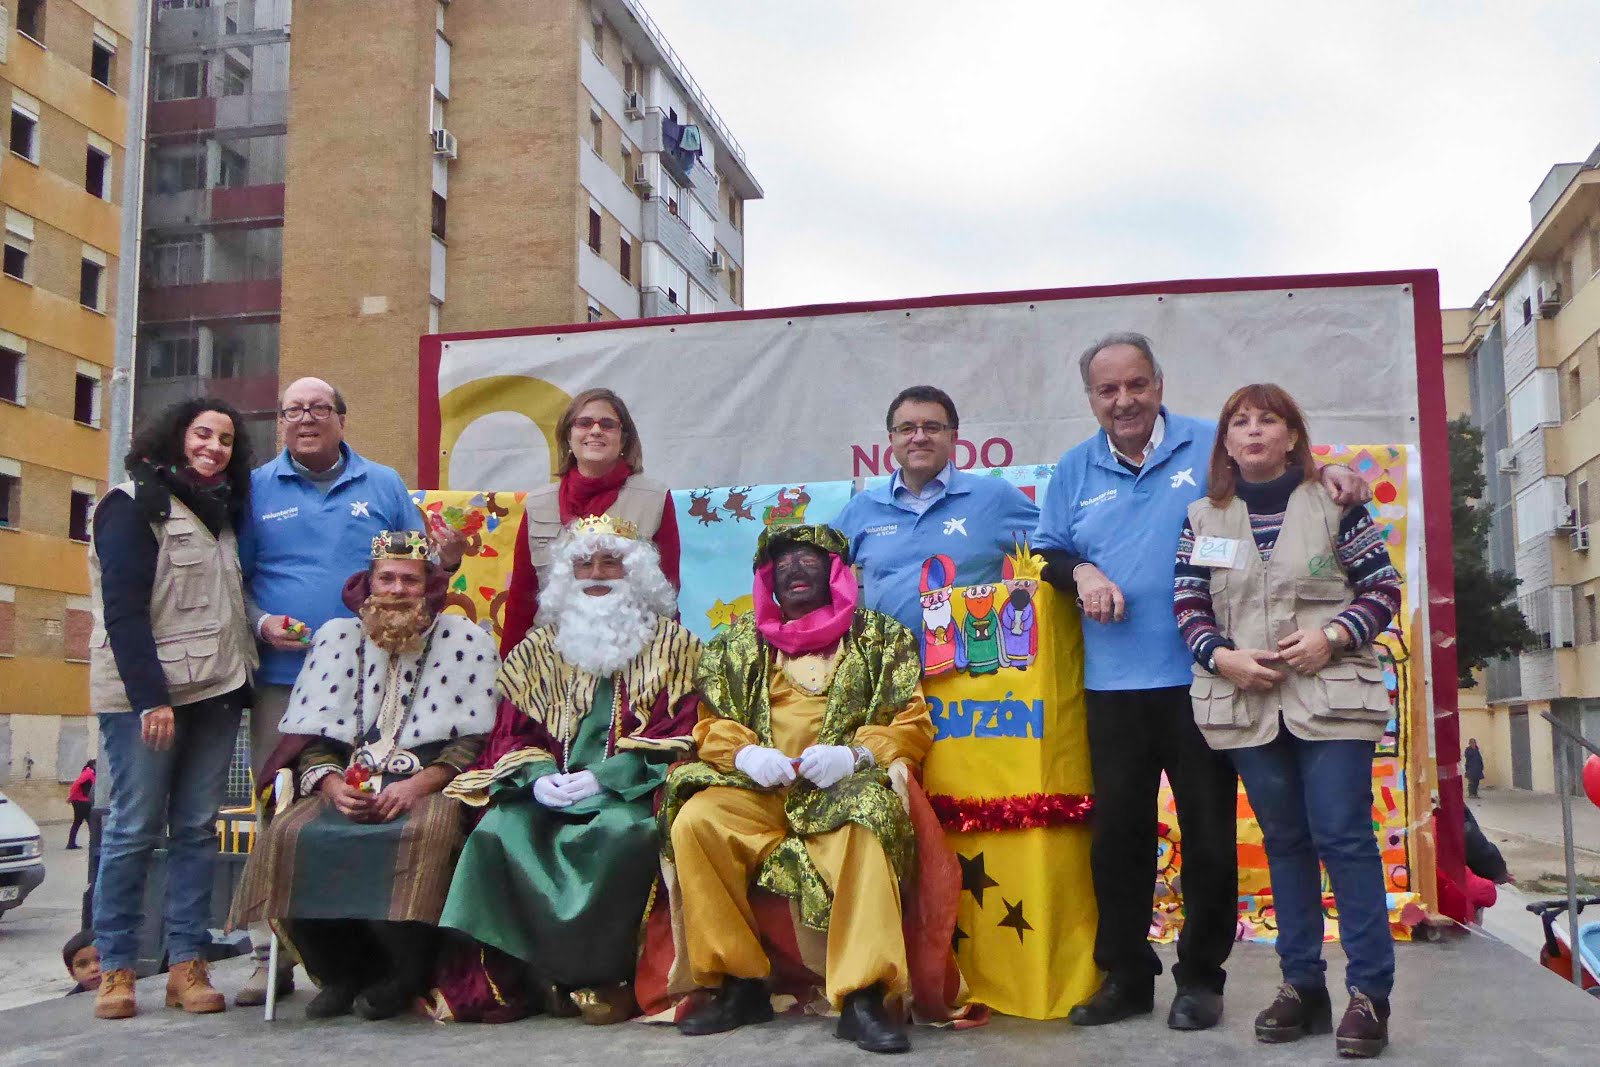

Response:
(0, 789), (46, 916)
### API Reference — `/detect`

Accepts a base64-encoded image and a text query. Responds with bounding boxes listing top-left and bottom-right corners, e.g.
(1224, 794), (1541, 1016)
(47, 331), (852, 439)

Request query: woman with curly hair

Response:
(87, 397), (258, 1021)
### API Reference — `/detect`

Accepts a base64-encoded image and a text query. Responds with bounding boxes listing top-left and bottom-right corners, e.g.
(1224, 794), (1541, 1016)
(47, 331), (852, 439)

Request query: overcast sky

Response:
(643, 0), (1600, 312)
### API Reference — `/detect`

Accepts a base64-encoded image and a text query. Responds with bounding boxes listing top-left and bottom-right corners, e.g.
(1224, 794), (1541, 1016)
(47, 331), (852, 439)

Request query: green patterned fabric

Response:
(753, 523), (851, 567)
(661, 608), (922, 931)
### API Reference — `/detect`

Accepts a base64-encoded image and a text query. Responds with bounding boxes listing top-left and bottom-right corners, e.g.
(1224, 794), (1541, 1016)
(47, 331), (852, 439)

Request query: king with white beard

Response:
(435, 515), (703, 1024)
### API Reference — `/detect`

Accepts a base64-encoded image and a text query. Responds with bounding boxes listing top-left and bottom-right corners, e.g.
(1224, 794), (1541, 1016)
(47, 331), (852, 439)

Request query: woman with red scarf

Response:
(498, 388), (680, 654)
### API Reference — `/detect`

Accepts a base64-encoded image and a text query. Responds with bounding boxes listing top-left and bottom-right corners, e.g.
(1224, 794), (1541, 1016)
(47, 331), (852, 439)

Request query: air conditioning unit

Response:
(709, 250), (725, 273)
(624, 92), (644, 118)
(1538, 282), (1562, 314)
(432, 128), (459, 160)
(632, 163), (653, 192)
(1496, 447), (1517, 473)
(1555, 505), (1578, 531)
(1571, 526), (1591, 552)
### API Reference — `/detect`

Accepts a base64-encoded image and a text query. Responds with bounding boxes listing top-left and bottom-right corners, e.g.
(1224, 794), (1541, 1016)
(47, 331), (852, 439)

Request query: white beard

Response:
(922, 599), (952, 631)
(551, 579), (658, 678)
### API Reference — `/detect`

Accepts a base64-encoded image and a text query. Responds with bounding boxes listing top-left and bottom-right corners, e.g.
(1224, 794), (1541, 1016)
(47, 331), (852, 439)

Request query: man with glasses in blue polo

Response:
(233, 376), (464, 1006)
(833, 386), (1038, 647)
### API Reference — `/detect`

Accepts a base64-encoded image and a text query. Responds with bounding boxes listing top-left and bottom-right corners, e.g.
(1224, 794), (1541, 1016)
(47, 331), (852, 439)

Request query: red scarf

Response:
(558, 462), (633, 523)
(753, 555), (859, 656)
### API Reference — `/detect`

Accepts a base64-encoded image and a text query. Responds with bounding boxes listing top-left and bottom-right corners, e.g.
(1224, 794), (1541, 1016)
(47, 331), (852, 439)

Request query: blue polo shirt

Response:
(1034, 409), (1215, 691)
(239, 444), (424, 685)
(834, 467), (1040, 634)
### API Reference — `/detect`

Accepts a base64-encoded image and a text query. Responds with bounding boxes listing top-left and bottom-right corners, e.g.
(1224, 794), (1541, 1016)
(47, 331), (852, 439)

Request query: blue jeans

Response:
(93, 695), (243, 973)
(1229, 726), (1395, 999)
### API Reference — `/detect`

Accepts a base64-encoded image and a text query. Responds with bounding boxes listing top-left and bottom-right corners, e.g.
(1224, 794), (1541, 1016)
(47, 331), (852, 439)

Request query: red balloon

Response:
(1583, 754), (1600, 810)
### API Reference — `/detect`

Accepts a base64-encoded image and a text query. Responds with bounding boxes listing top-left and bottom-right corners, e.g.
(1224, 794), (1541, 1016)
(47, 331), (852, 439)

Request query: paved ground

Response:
(2, 938), (1595, 1066)
(0, 812), (90, 1013)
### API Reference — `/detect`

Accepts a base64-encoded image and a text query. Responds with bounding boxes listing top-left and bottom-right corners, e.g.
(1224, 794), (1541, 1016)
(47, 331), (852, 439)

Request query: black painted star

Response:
(952, 925), (969, 953)
(958, 852), (1000, 907)
(998, 898), (1033, 944)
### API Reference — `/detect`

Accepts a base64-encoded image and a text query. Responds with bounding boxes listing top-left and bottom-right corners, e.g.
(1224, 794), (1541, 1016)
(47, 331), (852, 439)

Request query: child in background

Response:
(64, 931), (102, 994)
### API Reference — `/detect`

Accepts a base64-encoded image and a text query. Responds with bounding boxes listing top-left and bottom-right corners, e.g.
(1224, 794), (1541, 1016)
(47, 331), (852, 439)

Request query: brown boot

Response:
(165, 958), (226, 1014)
(95, 968), (138, 1019)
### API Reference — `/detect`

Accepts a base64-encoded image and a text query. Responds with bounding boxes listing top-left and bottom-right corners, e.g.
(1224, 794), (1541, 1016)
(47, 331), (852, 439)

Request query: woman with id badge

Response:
(1173, 384), (1402, 1059)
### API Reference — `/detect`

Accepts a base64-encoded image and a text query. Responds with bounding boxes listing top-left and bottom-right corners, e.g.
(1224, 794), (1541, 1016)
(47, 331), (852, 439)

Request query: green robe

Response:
(437, 678), (669, 986)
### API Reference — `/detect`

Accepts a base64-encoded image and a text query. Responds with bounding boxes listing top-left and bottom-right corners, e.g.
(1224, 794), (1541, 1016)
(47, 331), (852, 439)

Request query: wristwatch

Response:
(1322, 624), (1348, 651)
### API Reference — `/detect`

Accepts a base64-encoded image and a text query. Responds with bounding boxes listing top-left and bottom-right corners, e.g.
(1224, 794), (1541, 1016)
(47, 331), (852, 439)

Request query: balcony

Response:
(640, 287), (685, 319)
(139, 279), (282, 324)
(149, 91), (288, 140)
(145, 184), (286, 231)
(152, 1), (290, 52)
(137, 372), (279, 418)
(640, 197), (716, 293)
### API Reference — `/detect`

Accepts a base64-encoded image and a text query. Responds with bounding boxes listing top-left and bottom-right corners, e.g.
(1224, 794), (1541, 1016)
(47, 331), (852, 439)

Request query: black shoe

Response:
(304, 981), (359, 1020)
(677, 977), (774, 1036)
(352, 980), (413, 1020)
(1168, 986), (1224, 1031)
(66, 843), (82, 850)
(835, 985), (910, 1054)
(1255, 983), (1332, 1042)
(1335, 987), (1390, 1058)
(1068, 977), (1155, 1026)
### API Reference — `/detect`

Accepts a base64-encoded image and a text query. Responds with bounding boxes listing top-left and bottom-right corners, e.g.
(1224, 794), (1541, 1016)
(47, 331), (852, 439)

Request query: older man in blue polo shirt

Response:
(1034, 333), (1367, 1033)
(833, 386), (1038, 645)
(233, 376), (463, 1004)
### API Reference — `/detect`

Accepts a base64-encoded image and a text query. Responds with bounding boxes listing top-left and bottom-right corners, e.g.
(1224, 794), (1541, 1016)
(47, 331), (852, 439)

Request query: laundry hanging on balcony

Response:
(661, 117), (703, 181)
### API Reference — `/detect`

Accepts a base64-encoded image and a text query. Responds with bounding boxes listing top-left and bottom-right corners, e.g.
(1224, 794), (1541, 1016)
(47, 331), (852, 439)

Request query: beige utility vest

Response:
(1186, 481), (1390, 750)
(524, 472), (667, 584)
(88, 484), (258, 713)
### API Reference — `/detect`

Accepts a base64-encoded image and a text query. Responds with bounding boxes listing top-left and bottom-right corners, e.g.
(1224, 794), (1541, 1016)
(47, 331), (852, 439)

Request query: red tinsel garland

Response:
(927, 792), (1095, 833)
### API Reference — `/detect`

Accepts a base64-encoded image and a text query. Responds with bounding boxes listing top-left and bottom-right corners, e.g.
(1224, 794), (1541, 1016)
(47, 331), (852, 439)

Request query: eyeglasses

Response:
(280, 403), (338, 422)
(891, 421), (952, 438)
(573, 416), (622, 432)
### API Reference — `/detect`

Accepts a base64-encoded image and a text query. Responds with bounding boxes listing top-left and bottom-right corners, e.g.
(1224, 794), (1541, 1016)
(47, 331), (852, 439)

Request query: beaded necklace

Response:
(351, 630), (437, 770)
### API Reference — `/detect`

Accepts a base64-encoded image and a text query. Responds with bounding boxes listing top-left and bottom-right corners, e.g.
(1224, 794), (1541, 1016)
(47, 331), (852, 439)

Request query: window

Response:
(86, 145), (111, 198)
(149, 236), (202, 285)
(218, 146), (248, 188)
(1509, 369), (1561, 440)
(80, 258), (105, 311)
(589, 111), (602, 152)
(588, 208), (601, 253)
(0, 348), (22, 404)
(727, 265), (740, 304)
(152, 149), (205, 193)
(592, 17), (603, 60)
(620, 144), (632, 181)
(667, 286), (678, 308)
(431, 193), (447, 240)
(1515, 477), (1568, 544)
(17, 0), (45, 42)
(0, 468), (19, 528)
(3, 213), (33, 283)
(222, 56), (249, 96)
(1579, 479), (1591, 529)
(10, 106), (39, 164)
(1588, 594), (1597, 646)
(69, 491), (93, 542)
(156, 60), (204, 101)
(146, 335), (199, 378)
(619, 235), (631, 281)
(73, 371), (100, 426)
(92, 39), (116, 88)
(623, 60), (636, 92)
(1522, 297), (1533, 326)
(1568, 365), (1583, 419)
(587, 303), (603, 323)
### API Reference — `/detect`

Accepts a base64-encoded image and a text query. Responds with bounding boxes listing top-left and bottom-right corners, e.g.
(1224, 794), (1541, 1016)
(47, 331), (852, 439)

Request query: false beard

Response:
(359, 594), (431, 654)
(551, 579), (658, 678)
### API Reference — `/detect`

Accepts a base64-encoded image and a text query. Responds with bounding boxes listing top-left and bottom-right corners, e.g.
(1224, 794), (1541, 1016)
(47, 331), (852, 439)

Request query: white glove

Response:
(533, 773), (573, 808)
(734, 745), (797, 788)
(559, 769), (602, 803)
(797, 745), (856, 789)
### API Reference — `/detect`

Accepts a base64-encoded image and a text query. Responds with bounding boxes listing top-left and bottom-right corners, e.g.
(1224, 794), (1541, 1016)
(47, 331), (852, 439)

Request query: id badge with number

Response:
(1191, 535), (1242, 569)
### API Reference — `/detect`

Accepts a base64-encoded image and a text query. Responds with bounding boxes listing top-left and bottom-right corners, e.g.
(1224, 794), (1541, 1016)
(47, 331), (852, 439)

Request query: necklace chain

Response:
(352, 629), (437, 766)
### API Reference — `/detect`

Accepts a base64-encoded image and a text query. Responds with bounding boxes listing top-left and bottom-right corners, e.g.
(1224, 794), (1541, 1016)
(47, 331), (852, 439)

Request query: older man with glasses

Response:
(833, 386), (1038, 654)
(232, 376), (465, 1005)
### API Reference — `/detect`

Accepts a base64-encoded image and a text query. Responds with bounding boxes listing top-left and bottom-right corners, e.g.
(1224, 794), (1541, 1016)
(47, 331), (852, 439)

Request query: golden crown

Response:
(1003, 539), (1047, 583)
(568, 514), (640, 541)
(371, 530), (437, 564)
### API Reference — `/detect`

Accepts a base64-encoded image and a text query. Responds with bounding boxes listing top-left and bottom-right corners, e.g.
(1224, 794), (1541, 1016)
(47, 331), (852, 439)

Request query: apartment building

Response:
(0, 0), (134, 789)
(132, 0), (760, 485)
(133, 0), (289, 459)
(1447, 142), (1600, 794)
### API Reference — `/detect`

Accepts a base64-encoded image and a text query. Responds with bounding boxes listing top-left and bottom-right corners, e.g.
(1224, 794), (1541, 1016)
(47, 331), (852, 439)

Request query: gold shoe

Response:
(165, 957), (226, 1014)
(95, 968), (138, 1020)
(570, 982), (637, 1026)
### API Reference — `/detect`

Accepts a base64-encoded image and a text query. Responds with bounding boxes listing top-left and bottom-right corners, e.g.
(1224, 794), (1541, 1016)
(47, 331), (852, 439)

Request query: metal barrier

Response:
(1539, 711), (1600, 991)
